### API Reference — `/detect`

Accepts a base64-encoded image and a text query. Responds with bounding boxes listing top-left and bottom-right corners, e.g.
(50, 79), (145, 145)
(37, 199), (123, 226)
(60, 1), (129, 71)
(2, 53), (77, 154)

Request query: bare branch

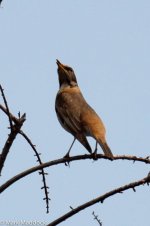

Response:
(47, 172), (150, 226)
(0, 104), (19, 123)
(92, 211), (102, 226)
(0, 154), (149, 194)
(0, 104), (50, 213)
(0, 85), (13, 131)
(19, 130), (50, 213)
(0, 113), (26, 175)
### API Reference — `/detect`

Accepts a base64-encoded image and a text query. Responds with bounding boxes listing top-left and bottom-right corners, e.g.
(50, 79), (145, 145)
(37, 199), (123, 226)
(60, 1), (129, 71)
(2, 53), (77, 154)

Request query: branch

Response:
(19, 130), (50, 213)
(0, 85), (13, 131)
(0, 104), (50, 213)
(0, 104), (19, 123)
(0, 154), (149, 194)
(92, 211), (102, 226)
(47, 172), (150, 226)
(0, 113), (26, 175)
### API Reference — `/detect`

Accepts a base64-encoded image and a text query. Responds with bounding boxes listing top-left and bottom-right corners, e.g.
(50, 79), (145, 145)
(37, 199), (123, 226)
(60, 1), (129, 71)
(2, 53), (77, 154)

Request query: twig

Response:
(0, 85), (13, 131)
(47, 172), (150, 226)
(19, 130), (50, 213)
(0, 113), (26, 175)
(0, 104), (18, 123)
(92, 211), (102, 226)
(0, 154), (150, 194)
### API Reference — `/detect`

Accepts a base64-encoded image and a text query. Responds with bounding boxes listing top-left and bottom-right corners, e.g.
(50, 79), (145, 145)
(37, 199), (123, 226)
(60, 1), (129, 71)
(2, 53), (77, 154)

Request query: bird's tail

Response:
(76, 134), (92, 154)
(98, 140), (113, 158)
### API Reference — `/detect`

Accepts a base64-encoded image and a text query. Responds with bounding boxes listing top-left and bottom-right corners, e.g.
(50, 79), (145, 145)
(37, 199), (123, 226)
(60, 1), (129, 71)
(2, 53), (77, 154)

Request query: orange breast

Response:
(81, 107), (106, 141)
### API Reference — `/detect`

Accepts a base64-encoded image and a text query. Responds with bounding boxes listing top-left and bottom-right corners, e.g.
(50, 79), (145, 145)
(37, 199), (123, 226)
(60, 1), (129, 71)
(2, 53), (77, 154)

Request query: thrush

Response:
(55, 60), (113, 158)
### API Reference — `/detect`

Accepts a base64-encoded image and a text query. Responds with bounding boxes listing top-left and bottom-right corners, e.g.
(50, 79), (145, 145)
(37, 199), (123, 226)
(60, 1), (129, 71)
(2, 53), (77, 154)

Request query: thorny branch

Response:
(19, 130), (50, 213)
(0, 86), (26, 175)
(0, 113), (26, 175)
(0, 94), (50, 213)
(92, 211), (102, 226)
(47, 172), (150, 226)
(0, 153), (149, 194)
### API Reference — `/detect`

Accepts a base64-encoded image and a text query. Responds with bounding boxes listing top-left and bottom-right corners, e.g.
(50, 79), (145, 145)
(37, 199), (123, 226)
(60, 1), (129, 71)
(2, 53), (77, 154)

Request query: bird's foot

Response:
(63, 152), (70, 167)
(92, 150), (98, 161)
(92, 142), (98, 160)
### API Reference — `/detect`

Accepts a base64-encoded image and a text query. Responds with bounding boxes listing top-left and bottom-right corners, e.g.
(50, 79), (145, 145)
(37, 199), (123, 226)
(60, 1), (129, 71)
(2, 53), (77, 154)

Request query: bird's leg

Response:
(63, 138), (76, 166)
(93, 141), (98, 160)
(94, 141), (98, 154)
(64, 137), (76, 158)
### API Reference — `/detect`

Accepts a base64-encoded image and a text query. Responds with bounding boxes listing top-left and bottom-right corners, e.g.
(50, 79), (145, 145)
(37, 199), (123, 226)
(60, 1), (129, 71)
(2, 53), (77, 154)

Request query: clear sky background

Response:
(0, 1), (150, 226)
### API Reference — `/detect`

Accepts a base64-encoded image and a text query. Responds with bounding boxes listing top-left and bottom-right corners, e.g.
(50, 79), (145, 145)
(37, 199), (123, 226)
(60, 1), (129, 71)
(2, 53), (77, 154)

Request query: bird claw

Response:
(63, 152), (70, 167)
(92, 150), (98, 161)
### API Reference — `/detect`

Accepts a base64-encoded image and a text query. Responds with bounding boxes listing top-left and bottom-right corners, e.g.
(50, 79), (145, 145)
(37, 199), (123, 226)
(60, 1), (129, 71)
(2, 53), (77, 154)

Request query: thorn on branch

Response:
(19, 113), (26, 122)
(132, 187), (136, 192)
(41, 186), (49, 190)
(34, 153), (41, 157)
(39, 171), (48, 176)
(18, 112), (21, 118)
(43, 172), (48, 175)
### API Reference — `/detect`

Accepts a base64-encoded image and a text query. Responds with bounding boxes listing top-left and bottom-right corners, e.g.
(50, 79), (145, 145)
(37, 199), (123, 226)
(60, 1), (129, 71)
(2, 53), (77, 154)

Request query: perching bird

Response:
(55, 60), (113, 158)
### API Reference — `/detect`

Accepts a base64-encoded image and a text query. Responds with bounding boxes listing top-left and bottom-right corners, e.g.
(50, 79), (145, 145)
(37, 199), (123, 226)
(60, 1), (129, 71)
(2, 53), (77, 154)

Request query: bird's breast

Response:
(58, 86), (81, 95)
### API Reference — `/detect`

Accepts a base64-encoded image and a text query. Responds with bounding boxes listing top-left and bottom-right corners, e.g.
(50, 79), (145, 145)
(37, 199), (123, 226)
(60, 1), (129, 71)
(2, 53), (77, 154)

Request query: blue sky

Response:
(0, 1), (150, 226)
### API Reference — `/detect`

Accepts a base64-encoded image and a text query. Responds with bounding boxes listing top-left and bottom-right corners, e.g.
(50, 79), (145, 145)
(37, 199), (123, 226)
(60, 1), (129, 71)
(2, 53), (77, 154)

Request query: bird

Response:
(55, 59), (113, 159)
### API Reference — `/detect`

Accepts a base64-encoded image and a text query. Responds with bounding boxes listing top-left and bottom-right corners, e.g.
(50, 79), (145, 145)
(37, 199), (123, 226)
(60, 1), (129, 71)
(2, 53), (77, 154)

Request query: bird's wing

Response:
(55, 90), (92, 153)
(55, 91), (82, 135)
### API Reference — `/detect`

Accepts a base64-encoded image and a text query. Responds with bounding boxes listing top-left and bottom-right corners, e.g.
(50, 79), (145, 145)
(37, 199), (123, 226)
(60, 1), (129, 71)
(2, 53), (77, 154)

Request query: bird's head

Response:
(56, 59), (78, 88)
